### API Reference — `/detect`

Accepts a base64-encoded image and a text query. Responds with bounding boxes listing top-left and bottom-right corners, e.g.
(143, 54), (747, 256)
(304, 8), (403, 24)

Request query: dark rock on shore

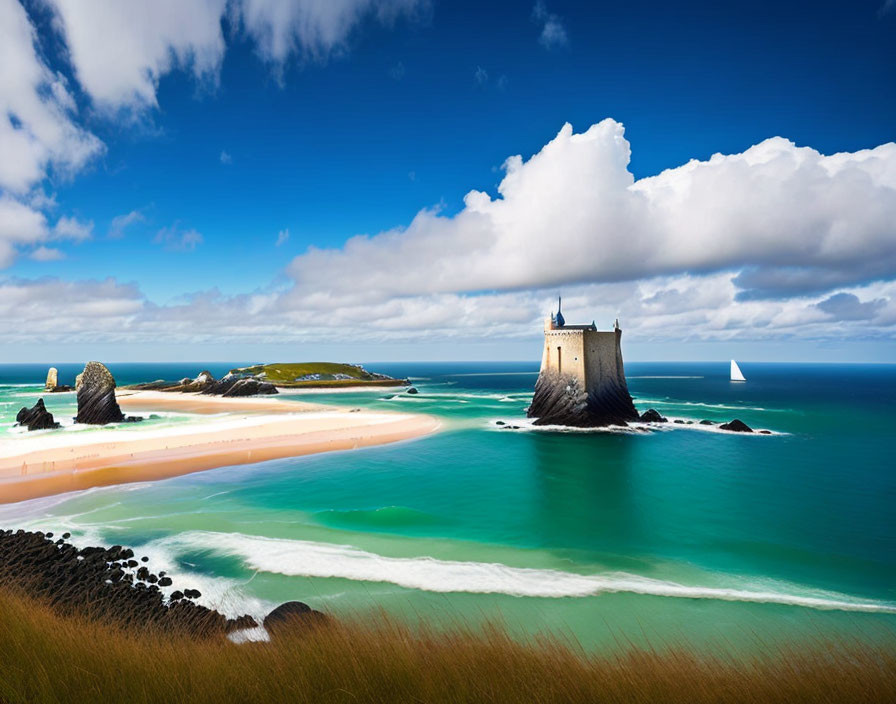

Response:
(75, 361), (140, 425)
(128, 370), (278, 397)
(699, 419), (715, 425)
(0, 529), (259, 638)
(263, 601), (329, 634)
(639, 408), (667, 423)
(203, 377), (278, 397)
(226, 614), (259, 633)
(16, 398), (60, 431)
(720, 419), (753, 433)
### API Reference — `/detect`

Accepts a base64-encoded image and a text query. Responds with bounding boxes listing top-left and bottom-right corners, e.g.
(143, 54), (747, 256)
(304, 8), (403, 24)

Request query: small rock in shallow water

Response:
(639, 408), (667, 423)
(699, 420), (715, 425)
(720, 419), (753, 433)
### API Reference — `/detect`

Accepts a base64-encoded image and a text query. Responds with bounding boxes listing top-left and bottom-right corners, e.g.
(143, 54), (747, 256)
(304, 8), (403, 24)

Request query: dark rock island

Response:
(16, 398), (60, 431)
(75, 361), (140, 425)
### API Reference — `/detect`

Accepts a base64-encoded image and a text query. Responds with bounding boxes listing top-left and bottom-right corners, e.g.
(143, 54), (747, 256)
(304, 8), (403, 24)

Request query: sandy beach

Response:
(0, 391), (440, 504)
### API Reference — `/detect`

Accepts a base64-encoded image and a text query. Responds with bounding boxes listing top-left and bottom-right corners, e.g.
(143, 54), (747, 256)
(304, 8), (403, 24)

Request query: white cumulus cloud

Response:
(0, 0), (103, 193)
(45, 0), (228, 112)
(43, 0), (425, 112)
(52, 215), (93, 241)
(286, 120), (896, 304)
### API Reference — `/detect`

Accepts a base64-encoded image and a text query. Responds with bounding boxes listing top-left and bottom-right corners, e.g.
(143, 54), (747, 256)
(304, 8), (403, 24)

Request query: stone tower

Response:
(527, 298), (639, 427)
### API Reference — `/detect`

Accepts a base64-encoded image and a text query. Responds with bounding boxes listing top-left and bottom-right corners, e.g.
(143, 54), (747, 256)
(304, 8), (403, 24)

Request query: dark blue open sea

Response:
(1, 361), (894, 652)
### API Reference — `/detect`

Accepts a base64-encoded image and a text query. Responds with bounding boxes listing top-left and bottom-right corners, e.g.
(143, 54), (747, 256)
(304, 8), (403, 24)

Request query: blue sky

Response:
(1, 0), (895, 362)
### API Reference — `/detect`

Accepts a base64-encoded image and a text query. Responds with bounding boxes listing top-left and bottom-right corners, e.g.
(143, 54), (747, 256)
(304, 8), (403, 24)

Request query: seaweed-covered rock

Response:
(639, 408), (667, 423)
(75, 361), (131, 425)
(16, 398), (60, 430)
(720, 419), (753, 433)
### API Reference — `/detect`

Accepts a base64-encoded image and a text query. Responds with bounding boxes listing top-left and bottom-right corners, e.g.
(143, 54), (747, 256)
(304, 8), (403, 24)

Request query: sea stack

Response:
(75, 361), (126, 425)
(16, 398), (61, 431)
(44, 366), (72, 392)
(527, 299), (639, 427)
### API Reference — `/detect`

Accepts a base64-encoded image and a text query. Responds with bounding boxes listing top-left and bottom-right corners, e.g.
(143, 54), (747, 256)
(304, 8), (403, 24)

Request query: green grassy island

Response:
(229, 362), (408, 389)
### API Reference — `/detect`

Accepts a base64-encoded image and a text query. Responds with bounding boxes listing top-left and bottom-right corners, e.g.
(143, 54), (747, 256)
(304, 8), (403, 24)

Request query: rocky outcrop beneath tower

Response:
(528, 311), (639, 428)
(528, 370), (638, 427)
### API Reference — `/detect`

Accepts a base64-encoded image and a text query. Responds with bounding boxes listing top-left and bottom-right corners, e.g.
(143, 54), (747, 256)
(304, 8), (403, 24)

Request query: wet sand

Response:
(0, 392), (440, 504)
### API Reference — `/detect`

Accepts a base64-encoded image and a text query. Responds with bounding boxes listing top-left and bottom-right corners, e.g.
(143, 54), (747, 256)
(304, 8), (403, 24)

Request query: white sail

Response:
(730, 360), (746, 382)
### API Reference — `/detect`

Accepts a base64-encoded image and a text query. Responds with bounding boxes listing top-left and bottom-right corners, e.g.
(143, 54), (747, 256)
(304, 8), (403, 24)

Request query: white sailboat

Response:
(730, 360), (746, 382)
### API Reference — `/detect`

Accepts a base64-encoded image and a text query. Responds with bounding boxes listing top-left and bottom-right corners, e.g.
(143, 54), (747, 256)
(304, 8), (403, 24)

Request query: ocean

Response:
(1, 361), (894, 652)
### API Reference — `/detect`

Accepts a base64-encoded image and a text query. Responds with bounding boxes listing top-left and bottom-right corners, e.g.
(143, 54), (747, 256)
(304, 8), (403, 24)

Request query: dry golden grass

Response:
(0, 588), (894, 704)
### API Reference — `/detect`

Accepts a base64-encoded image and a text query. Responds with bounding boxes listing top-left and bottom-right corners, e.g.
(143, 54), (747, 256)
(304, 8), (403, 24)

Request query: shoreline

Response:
(1, 391), (440, 504)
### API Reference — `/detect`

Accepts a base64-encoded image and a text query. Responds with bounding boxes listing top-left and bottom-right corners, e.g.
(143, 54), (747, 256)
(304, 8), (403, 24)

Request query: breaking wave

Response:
(149, 531), (896, 614)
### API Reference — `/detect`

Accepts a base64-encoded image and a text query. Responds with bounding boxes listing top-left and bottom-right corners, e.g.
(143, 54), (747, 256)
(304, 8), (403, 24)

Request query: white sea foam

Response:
(228, 626), (270, 644)
(0, 516), (277, 620)
(634, 398), (780, 413)
(489, 418), (783, 436)
(395, 391), (531, 402)
(149, 531), (896, 614)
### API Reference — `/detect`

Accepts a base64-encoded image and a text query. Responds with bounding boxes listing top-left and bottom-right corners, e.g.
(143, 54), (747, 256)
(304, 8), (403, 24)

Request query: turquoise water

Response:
(1, 361), (895, 652)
